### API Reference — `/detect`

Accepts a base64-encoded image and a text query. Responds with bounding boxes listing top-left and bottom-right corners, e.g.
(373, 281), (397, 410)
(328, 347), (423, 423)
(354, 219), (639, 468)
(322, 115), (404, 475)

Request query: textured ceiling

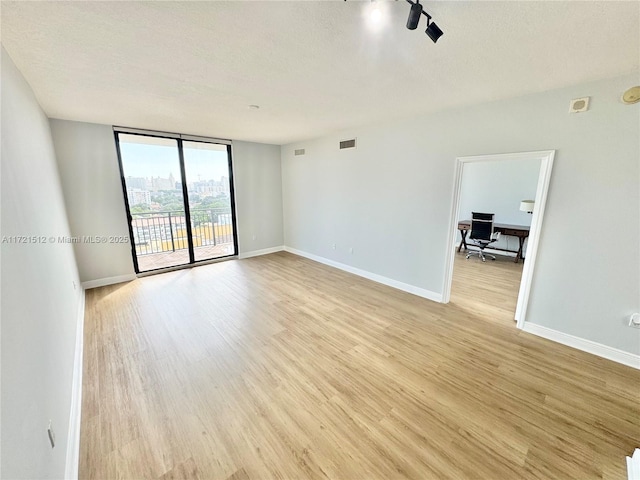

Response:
(1, 1), (638, 145)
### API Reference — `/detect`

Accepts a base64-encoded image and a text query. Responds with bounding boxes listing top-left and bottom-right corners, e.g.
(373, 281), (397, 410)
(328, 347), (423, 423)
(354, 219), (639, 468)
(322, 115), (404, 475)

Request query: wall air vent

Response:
(294, 149), (305, 156)
(339, 138), (357, 150)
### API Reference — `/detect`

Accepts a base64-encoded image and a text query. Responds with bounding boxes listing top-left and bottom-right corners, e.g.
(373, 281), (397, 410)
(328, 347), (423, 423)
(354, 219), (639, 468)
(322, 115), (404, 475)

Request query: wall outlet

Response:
(349, 247), (354, 254)
(252, 234), (257, 241)
(629, 313), (640, 328)
(47, 421), (55, 448)
(332, 243), (336, 250)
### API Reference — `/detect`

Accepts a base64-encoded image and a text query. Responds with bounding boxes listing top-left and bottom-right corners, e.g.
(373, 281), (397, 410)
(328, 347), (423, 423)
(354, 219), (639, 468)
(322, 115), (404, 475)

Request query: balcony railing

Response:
(131, 208), (233, 256)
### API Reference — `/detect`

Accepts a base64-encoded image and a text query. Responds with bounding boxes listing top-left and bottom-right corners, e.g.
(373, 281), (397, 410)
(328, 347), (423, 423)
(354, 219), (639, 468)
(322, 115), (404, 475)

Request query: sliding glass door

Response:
(182, 141), (235, 262)
(115, 131), (237, 273)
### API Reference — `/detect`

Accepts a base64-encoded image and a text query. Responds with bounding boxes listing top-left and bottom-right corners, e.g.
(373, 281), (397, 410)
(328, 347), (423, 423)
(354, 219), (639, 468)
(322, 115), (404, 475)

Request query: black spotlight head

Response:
(426, 21), (443, 43)
(406, 2), (423, 30)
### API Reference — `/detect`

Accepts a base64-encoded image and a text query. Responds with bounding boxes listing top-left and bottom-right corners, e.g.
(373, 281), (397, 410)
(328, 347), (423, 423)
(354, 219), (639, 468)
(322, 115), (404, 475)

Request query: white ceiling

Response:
(1, 1), (638, 145)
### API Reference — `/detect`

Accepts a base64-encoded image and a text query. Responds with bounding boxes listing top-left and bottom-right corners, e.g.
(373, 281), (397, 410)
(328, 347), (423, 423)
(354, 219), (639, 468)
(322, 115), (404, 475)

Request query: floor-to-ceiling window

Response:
(114, 129), (238, 273)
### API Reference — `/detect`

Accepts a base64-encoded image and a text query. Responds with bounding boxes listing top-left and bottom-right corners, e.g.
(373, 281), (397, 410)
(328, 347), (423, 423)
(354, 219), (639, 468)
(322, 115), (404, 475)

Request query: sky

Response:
(119, 136), (230, 184)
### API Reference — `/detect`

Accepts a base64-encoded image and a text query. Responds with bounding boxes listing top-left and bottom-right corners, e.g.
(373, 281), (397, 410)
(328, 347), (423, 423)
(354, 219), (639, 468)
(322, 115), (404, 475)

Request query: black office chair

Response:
(466, 212), (500, 262)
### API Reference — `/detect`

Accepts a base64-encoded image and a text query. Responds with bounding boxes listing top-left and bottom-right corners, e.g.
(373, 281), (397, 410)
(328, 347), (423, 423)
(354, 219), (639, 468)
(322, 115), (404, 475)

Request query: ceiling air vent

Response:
(294, 149), (305, 156)
(569, 97), (590, 113)
(339, 138), (357, 150)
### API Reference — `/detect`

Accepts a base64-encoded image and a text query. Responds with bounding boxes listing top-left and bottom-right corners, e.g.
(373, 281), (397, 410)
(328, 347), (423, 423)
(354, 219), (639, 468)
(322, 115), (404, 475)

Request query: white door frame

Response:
(441, 150), (555, 329)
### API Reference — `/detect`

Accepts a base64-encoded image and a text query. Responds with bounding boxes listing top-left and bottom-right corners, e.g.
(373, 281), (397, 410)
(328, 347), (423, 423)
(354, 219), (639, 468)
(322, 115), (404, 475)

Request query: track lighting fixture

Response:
(425, 20), (443, 43)
(405, 0), (443, 43)
(406, 2), (422, 30)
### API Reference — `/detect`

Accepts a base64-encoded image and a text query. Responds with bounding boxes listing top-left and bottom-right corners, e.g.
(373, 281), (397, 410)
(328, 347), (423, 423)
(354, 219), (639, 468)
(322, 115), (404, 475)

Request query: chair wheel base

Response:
(465, 250), (496, 262)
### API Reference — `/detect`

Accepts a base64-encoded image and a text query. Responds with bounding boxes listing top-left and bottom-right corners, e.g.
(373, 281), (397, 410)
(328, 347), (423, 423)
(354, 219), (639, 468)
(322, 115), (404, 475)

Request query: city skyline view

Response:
(119, 134), (233, 213)
(119, 135), (230, 184)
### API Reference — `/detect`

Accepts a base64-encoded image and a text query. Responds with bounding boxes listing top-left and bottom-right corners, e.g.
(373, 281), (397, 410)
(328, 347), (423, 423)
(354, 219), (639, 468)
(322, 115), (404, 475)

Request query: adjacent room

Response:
(2, 1), (639, 479)
(450, 155), (542, 325)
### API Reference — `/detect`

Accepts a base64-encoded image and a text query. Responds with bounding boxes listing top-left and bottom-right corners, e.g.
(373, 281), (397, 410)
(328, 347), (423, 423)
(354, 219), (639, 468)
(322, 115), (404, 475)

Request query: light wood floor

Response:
(80, 251), (640, 479)
(451, 250), (524, 326)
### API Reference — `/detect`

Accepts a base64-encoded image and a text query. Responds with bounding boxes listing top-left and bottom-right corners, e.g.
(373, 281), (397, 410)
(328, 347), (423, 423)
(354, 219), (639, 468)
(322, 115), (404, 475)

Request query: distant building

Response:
(127, 188), (151, 206)
(126, 176), (148, 190)
(150, 173), (176, 191)
(191, 177), (230, 197)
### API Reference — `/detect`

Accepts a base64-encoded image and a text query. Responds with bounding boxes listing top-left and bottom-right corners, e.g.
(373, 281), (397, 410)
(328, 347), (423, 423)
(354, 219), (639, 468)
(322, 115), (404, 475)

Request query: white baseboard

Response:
(522, 322), (640, 370)
(626, 448), (640, 480)
(470, 247), (517, 258)
(239, 245), (284, 259)
(283, 246), (442, 303)
(65, 288), (85, 480)
(454, 242), (518, 258)
(81, 273), (136, 290)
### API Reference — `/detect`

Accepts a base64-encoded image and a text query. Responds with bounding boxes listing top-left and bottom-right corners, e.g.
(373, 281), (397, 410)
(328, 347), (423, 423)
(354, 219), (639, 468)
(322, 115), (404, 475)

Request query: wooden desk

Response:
(458, 220), (530, 263)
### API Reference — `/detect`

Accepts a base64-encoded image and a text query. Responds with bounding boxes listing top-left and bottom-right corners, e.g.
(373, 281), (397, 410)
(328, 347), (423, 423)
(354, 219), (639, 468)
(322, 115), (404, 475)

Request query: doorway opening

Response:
(114, 128), (238, 274)
(442, 150), (555, 329)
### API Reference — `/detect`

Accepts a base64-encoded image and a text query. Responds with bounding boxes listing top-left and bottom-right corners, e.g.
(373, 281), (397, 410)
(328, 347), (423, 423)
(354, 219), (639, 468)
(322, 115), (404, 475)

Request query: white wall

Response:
(233, 141), (284, 254)
(49, 122), (284, 284)
(50, 120), (135, 284)
(282, 73), (640, 355)
(1, 48), (82, 479)
(457, 158), (540, 252)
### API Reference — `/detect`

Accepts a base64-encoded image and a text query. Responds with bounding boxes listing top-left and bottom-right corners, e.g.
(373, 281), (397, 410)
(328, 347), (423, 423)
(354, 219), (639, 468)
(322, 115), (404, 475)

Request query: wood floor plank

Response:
(80, 251), (640, 479)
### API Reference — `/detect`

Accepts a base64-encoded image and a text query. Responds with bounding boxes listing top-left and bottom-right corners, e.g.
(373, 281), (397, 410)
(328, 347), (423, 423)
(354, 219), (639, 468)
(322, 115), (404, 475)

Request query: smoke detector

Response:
(622, 86), (640, 105)
(569, 97), (590, 113)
